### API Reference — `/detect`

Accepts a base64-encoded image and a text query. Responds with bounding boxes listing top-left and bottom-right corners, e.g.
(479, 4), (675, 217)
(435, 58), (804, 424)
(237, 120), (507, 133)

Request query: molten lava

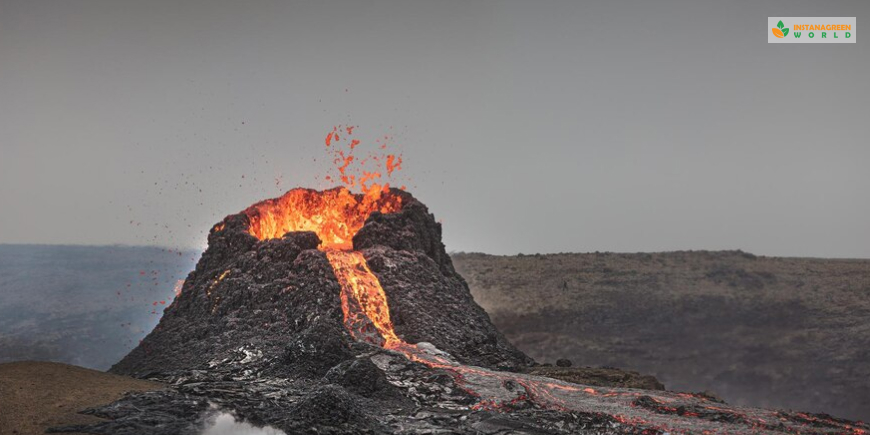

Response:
(323, 124), (406, 193)
(244, 186), (401, 250)
(326, 250), (400, 347)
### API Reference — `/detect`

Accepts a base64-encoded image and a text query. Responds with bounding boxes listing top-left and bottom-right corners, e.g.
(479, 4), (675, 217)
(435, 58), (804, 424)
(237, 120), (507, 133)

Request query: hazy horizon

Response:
(2, 0), (869, 258)
(4, 242), (870, 261)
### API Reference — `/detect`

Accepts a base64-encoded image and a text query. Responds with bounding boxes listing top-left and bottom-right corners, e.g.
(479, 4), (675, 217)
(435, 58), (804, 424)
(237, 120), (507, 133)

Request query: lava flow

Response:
(326, 250), (400, 347)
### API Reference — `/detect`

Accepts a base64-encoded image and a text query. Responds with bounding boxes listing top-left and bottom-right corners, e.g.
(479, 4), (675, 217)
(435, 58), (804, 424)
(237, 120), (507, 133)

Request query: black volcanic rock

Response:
(353, 198), (453, 274)
(287, 385), (381, 432)
(323, 357), (396, 397)
(285, 320), (353, 378)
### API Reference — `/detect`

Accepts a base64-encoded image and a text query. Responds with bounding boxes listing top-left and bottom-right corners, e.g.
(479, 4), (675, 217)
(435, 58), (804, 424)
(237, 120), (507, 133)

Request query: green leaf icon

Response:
(777, 20), (784, 29)
(782, 28), (789, 37)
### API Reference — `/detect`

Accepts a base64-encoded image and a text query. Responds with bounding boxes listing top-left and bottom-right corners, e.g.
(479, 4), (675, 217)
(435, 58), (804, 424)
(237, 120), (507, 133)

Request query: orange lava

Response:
(326, 250), (400, 347)
(244, 186), (401, 250)
(323, 125), (405, 193)
(386, 154), (402, 176)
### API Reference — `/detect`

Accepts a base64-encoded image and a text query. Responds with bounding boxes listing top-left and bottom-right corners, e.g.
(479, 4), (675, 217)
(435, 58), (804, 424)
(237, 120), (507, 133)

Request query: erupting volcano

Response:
(77, 129), (868, 434)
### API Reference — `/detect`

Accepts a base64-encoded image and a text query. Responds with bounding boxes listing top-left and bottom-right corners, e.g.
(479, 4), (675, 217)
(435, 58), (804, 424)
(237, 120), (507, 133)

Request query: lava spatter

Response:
(322, 125), (406, 193)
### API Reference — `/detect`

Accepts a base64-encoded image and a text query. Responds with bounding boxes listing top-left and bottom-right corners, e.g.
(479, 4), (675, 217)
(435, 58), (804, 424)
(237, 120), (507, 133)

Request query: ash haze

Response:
(1, 0), (868, 258)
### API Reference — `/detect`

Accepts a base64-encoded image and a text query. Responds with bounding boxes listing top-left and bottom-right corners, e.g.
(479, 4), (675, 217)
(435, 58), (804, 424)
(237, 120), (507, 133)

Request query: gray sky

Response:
(2, 0), (868, 257)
